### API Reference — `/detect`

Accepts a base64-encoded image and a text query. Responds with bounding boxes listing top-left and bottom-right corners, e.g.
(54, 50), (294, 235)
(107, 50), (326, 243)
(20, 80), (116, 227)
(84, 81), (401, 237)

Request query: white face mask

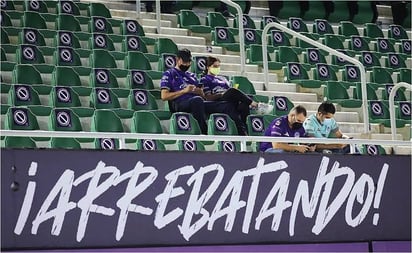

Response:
(323, 118), (332, 125)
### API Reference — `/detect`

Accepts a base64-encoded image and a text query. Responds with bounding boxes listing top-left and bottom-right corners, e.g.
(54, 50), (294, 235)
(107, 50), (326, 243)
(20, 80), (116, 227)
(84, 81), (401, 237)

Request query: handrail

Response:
(155, 0), (161, 33)
(1, 130), (409, 147)
(261, 22), (370, 134)
(389, 82), (412, 140)
(221, 0), (245, 75)
(135, 0), (141, 19)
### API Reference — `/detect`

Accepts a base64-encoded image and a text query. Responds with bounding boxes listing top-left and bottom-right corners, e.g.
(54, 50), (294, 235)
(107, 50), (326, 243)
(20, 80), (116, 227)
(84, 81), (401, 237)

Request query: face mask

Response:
(179, 64), (190, 72)
(292, 122), (303, 130)
(323, 118), (332, 125)
(210, 67), (220, 76)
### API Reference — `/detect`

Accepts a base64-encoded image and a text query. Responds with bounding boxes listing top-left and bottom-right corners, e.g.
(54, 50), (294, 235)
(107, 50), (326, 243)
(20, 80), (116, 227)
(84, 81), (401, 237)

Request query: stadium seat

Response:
(177, 9), (211, 34)
(348, 36), (370, 52)
(12, 64), (43, 85)
(338, 21), (360, 37)
(396, 102), (411, 121)
(368, 100), (406, 128)
(57, 1), (81, 16)
(16, 45), (46, 64)
(22, 11), (48, 29)
(50, 137), (81, 149)
(352, 1), (376, 24)
(120, 19), (155, 45)
(158, 53), (177, 72)
(50, 86), (83, 108)
(388, 25), (409, 41)
(303, 48), (327, 65)
(397, 68), (411, 84)
(89, 68), (119, 88)
(341, 65), (361, 83)
(126, 69), (155, 90)
(353, 82), (379, 100)
(331, 49), (355, 66)
(1, 0), (15, 10)
(360, 144), (387, 155)
(323, 34), (345, 50)
(0, 11), (12, 27)
(374, 38), (395, 54)
(154, 37), (178, 55)
(24, 0), (49, 13)
(177, 140), (205, 151)
(246, 114), (266, 136)
(1, 28), (10, 44)
(312, 19), (335, 36)
(283, 63), (322, 89)
(260, 15), (280, 30)
(272, 96), (294, 116)
(399, 39), (411, 55)
(90, 88), (120, 109)
(128, 89), (170, 120)
(287, 17), (308, 33)
(18, 28), (46, 46)
(169, 112), (201, 135)
(385, 53), (407, 69)
(230, 76), (256, 95)
(121, 35), (158, 62)
(89, 49), (117, 68)
(53, 31), (82, 48)
(131, 111), (163, 134)
(56, 14), (82, 32)
(206, 11), (238, 35)
(53, 47), (82, 66)
(275, 46), (301, 65)
(324, 81), (362, 108)
(88, 33), (115, 51)
(246, 44), (281, 70)
(4, 136), (37, 148)
(124, 51), (162, 79)
(217, 140), (241, 152)
(369, 67), (393, 84)
(207, 113), (238, 135)
(269, 30), (292, 48)
(48, 108), (83, 131)
(363, 23), (384, 39)
(91, 109), (124, 132)
(51, 66), (83, 87)
(359, 51), (381, 69)
(295, 32), (320, 49)
(191, 55), (207, 76)
(381, 84), (408, 101)
(312, 63), (338, 82)
(136, 139), (166, 151)
(233, 14), (256, 29)
(9, 85), (41, 106)
(88, 16), (113, 34)
(5, 107), (40, 130)
(1, 48), (7, 62)
(87, 2), (112, 18)
(95, 138), (119, 150)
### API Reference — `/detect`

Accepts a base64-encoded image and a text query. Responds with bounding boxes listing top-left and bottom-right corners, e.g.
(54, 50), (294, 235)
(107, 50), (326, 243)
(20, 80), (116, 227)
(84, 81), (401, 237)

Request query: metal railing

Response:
(261, 22), (370, 134)
(389, 82), (412, 140)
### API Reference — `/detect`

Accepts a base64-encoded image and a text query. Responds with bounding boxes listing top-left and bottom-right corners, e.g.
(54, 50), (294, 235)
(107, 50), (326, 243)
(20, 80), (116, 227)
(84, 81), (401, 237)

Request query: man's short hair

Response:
(318, 101), (336, 114)
(177, 48), (192, 63)
(292, 105), (307, 116)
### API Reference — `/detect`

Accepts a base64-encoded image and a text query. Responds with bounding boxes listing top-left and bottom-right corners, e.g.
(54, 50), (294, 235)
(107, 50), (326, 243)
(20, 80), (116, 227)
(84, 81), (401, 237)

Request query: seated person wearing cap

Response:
(303, 101), (350, 154)
(260, 105), (316, 153)
(160, 49), (241, 135)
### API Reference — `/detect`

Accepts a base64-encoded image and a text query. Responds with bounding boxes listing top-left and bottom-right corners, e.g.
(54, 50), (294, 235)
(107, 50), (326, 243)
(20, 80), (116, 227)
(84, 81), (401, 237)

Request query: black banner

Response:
(1, 149), (411, 250)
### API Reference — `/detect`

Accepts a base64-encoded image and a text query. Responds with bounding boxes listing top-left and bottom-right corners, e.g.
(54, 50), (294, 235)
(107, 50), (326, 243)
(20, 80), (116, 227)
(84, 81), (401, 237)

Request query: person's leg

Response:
(221, 88), (253, 105)
(265, 148), (284, 153)
(174, 96), (208, 134)
(205, 101), (247, 136)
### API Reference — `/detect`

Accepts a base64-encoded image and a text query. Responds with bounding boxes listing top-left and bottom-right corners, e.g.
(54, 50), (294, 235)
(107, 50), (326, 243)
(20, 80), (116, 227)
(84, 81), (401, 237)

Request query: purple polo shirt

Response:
(200, 74), (230, 95)
(160, 68), (200, 102)
(260, 115), (307, 152)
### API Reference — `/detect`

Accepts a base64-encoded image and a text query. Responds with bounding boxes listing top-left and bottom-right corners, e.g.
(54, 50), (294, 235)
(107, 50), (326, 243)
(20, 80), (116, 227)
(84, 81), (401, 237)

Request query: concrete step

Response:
(393, 145), (412, 155)
(340, 122), (382, 134)
(306, 111), (360, 123)
(145, 32), (206, 45)
(256, 90), (318, 102)
(143, 26), (189, 36)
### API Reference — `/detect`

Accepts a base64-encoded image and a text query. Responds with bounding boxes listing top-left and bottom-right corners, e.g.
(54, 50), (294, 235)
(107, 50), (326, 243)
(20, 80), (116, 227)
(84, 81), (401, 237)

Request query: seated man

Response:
(260, 105), (316, 153)
(303, 101), (350, 154)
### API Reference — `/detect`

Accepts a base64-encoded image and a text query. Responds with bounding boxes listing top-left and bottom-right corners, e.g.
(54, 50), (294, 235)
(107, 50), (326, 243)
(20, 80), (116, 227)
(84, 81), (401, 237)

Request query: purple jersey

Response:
(160, 68), (200, 102)
(200, 74), (230, 95)
(260, 115), (307, 151)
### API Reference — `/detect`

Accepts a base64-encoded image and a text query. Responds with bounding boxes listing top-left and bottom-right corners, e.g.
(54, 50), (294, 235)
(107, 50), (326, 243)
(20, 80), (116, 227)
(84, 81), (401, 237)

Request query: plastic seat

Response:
(91, 109), (124, 132)
(169, 112), (201, 135)
(191, 55), (207, 75)
(399, 39), (411, 55)
(230, 76), (256, 95)
(16, 45), (45, 64)
(246, 44), (282, 70)
(90, 88), (120, 109)
(388, 25), (409, 41)
(269, 30), (291, 48)
(178, 140), (205, 151)
(275, 46), (300, 65)
(53, 47), (82, 66)
(157, 53), (177, 72)
(126, 69), (155, 90)
(121, 35), (158, 61)
(364, 23), (384, 39)
(1, 11), (12, 27)
(368, 100), (406, 128)
(243, 28), (262, 46)
(312, 63), (338, 82)
(12, 64), (43, 85)
(120, 19), (155, 45)
(89, 68), (119, 88)
(22, 11), (47, 29)
(360, 144), (387, 155)
(342, 65), (361, 83)
(260, 15), (280, 30)
(95, 138), (119, 150)
(56, 14), (82, 32)
(24, 0), (49, 13)
(178, 9), (211, 34)
(331, 49), (355, 66)
(348, 36), (370, 52)
(324, 81), (362, 108)
(323, 34), (345, 50)
(87, 2), (111, 18)
(88, 33), (115, 51)
(53, 31), (81, 48)
(50, 86), (83, 108)
(128, 89), (170, 120)
(57, 1), (81, 15)
(312, 19), (334, 36)
(338, 21), (360, 37)
(398, 68), (411, 84)
(207, 113), (238, 135)
(4, 136), (37, 148)
(304, 48), (327, 65)
(385, 53), (407, 69)
(1, 28), (10, 44)
(50, 137), (81, 149)
(216, 140), (240, 152)
(272, 96), (294, 116)
(295, 32), (320, 49)
(381, 84), (408, 101)
(284, 63), (322, 89)
(233, 14), (256, 29)
(396, 102), (411, 121)
(131, 111), (163, 134)
(88, 16), (113, 34)
(1, 48), (7, 61)
(246, 114), (266, 136)
(124, 51), (152, 70)
(18, 28), (46, 46)
(206, 12), (231, 31)
(360, 51), (381, 69)
(374, 38), (395, 54)
(136, 139), (166, 151)
(370, 67), (393, 84)
(89, 49), (117, 68)
(287, 17), (308, 33)
(5, 107), (40, 130)
(154, 37), (179, 55)
(353, 82), (378, 100)
(51, 66), (83, 87)
(1, 0), (15, 10)
(48, 108), (83, 131)
(9, 85), (41, 106)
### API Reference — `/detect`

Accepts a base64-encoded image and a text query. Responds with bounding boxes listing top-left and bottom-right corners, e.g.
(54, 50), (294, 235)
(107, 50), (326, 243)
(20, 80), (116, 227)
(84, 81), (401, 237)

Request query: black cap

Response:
(177, 48), (192, 62)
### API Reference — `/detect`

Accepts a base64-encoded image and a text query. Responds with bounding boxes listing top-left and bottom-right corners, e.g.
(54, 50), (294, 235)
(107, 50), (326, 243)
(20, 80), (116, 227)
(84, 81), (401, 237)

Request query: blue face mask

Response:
(323, 118), (333, 125)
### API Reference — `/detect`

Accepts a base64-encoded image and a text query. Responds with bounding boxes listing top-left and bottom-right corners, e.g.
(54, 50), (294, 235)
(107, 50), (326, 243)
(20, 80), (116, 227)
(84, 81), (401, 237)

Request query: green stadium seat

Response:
(363, 23), (384, 39)
(57, 1), (81, 16)
(87, 2), (112, 18)
(374, 38), (395, 54)
(287, 17), (308, 33)
(177, 9), (211, 34)
(312, 19), (335, 36)
(91, 109), (124, 132)
(353, 82), (378, 100)
(9, 85), (41, 106)
(88, 16), (113, 34)
(322, 34), (346, 51)
(284, 63), (322, 89)
(369, 67), (393, 84)
(272, 95), (294, 116)
(368, 100), (406, 128)
(154, 37), (179, 55)
(22, 11), (48, 29)
(381, 84), (408, 101)
(124, 51), (162, 79)
(126, 69), (155, 90)
(50, 137), (81, 149)
(385, 53), (408, 69)
(1, 0), (15, 10)
(4, 136), (37, 148)
(12, 64), (43, 85)
(178, 140), (205, 151)
(304, 48), (327, 65)
(1, 11), (12, 27)
(243, 28), (262, 46)
(16, 45), (45, 64)
(338, 21), (360, 37)
(121, 35), (158, 62)
(331, 49), (355, 66)
(136, 139), (166, 151)
(360, 144), (387, 155)
(17, 28), (46, 46)
(1, 48), (7, 62)
(246, 44), (281, 70)
(24, 0), (49, 13)
(260, 15), (280, 30)
(53, 31), (81, 48)
(206, 11), (231, 31)
(120, 19), (155, 45)
(89, 49), (117, 68)
(95, 138), (119, 150)
(48, 108), (83, 131)
(1, 28), (10, 44)
(128, 89), (170, 120)
(398, 68), (411, 84)
(170, 112), (201, 135)
(88, 33), (115, 51)
(56, 14), (81, 32)
(89, 68), (119, 88)
(131, 111), (163, 134)
(233, 14), (256, 29)
(388, 25), (409, 41)
(324, 81), (362, 108)
(269, 30), (291, 48)
(342, 65), (361, 83)
(359, 51), (381, 69)
(53, 47), (82, 66)
(275, 46), (300, 65)
(51, 66), (83, 87)
(348, 35), (370, 52)
(230, 76), (256, 95)
(399, 39), (411, 55)
(50, 86), (83, 108)
(295, 32), (320, 49)
(191, 55), (207, 76)
(207, 113), (239, 135)
(246, 114), (266, 136)
(90, 87), (120, 109)
(5, 107), (40, 130)
(312, 63), (338, 82)
(157, 53), (177, 72)
(216, 140), (241, 152)
(396, 102), (411, 121)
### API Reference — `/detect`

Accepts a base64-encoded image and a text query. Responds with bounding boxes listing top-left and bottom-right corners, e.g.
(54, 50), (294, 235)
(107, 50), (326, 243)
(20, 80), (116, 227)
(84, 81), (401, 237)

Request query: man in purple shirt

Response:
(260, 105), (316, 153)
(160, 49), (240, 135)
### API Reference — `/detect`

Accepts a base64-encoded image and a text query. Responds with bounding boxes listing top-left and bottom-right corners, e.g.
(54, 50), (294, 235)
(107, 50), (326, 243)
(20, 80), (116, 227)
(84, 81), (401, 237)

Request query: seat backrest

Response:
(381, 84), (407, 101)
(56, 13), (81, 31)
(342, 65), (361, 83)
(131, 111), (163, 133)
(260, 15), (280, 30)
(122, 35), (148, 53)
(207, 113), (238, 135)
(1, 0), (15, 10)
(191, 56), (207, 75)
(312, 63), (337, 81)
(349, 36), (370, 51)
(22, 11), (47, 29)
(272, 96), (294, 116)
(354, 82), (378, 100)
(397, 102), (411, 120)
(57, 1), (81, 16)
(277, 46), (299, 63)
(375, 38), (395, 54)
(1, 27), (10, 44)
(5, 107), (40, 130)
(90, 88), (120, 109)
(120, 19), (145, 36)
(154, 37), (179, 55)
(88, 16), (113, 34)
(244, 28), (261, 45)
(360, 51), (381, 69)
(398, 68), (411, 84)
(50, 86), (83, 108)
(339, 21), (359, 36)
(126, 70), (155, 89)
(157, 53), (177, 72)
(18, 28), (46, 46)
(360, 144), (387, 155)
(169, 112), (201, 135)
(246, 114), (266, 136)
(368, 100), (390, 120)
(137, 139), (166, 151)
(50, 137), (81, 149)
(16, 44), (45, 64)
(9, 85), (41, 106)
(287, 17), (308, 33)
(89, 49), (117, 68)
(284, 63), (309, 81)
(24, 0), (49, 13)
(324, 34), (345, 50)
(95, 138), (119, 150)
(12, 64), (43, 85)
(91, 109), (124, 132)
(206, 12), (229, 28)
(5, 136), (37, 148)
(385, 53), (407, 69)
(325, 81), (350, 100)
(54, 31), (81, 48)
(178, 140), (205, 151)
(370, 67), (393, 84)
(217, 141), (240, 152)
(88, 2), (112, 18)
(304, 48), (327, 65)
(89, 33), (115, 51)
(230, 76), (256, 95)
(128, 89), (158, 111)
(53, 47), (82, 66)
(270, 30), (291, 48)
(49, 108), (83, 131)
(388, 24), (408, 40)
(313, 19), (334, 35)
(400, 39), (411, 55)
(51, 66), (83, 87)
(89, 68), (119, 88)
(233, 14), (256, 29)
(178, 9), (201, 27)
(124, 51), (151, 70)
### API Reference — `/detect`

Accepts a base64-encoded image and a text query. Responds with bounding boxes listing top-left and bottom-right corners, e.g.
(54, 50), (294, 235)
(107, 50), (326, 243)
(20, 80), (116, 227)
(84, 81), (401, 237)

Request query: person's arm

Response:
(161, 85), (194, 101)
(205, 92), (223, 101)
(272, 142), (311, 153)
